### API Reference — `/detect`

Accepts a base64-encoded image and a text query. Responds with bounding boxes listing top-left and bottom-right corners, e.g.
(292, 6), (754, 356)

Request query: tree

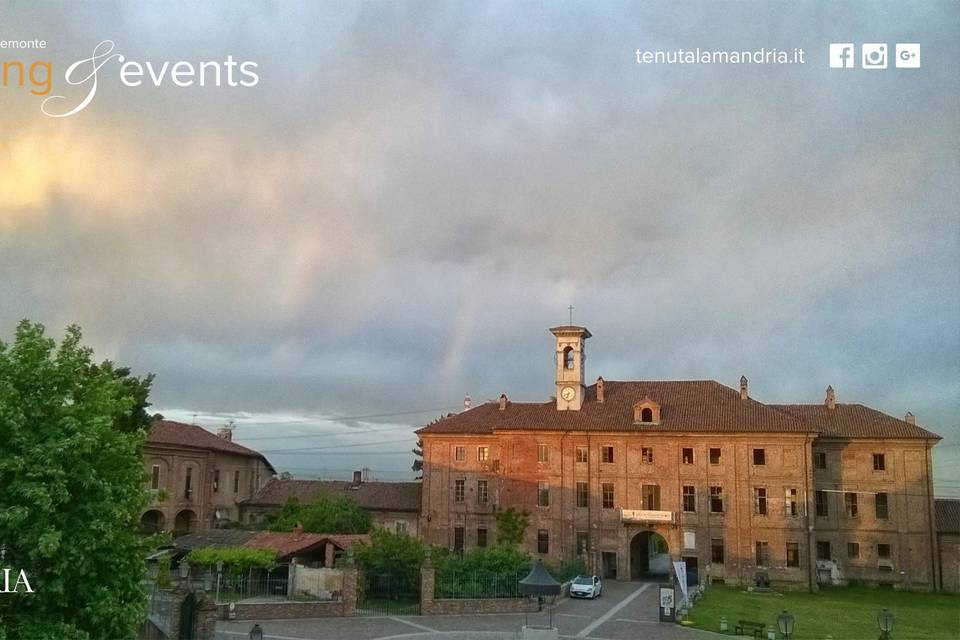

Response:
(494, 507), (530, 547)
(267, 493), (372, 534)
(353, 528), (425, 593)
(411, 439), (423, 480)
(0, 321), (154, 639)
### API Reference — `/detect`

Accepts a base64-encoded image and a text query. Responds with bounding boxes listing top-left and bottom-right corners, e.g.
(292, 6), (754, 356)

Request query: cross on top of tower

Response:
(568, 305), (574, 326)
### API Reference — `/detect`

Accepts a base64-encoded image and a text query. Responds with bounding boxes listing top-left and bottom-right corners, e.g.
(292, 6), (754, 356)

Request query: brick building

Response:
(141, 420), (276, 534)
(239, 476), (422, 536)
(417, 325), (943, 590)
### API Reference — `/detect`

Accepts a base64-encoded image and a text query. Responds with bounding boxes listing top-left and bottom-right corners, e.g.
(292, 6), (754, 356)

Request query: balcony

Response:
(620, 508), (674, 524)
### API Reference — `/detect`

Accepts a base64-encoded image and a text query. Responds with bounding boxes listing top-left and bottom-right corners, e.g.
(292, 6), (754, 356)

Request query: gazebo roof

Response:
(519, 560), (561, 596)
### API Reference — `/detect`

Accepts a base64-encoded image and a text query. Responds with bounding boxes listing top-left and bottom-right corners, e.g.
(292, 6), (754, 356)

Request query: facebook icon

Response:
(830, 43), (855, 68)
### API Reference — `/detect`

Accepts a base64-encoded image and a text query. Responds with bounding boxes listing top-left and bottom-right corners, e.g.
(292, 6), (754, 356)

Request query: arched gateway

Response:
(630, 531), (670, 580)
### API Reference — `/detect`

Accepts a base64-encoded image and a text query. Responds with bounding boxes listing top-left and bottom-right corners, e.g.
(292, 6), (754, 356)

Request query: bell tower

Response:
(550, 325), (591, 411)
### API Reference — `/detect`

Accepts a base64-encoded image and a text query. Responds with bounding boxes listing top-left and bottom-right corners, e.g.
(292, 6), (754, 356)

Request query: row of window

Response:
(452, 479), (891, 520)
(455, 444), (891, 471)
(452, 526), (551, 554)
(454, 446), (491, 462)
(451, 528), (893, 566)
(149, 465), (243, 499)
(816, 490), (889, 519)
(816, 540), (892, 561)
(815, 451), (888, 471)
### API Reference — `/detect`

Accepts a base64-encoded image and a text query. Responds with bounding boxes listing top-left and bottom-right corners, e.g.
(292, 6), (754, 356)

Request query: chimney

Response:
(216, 426), (233, 442)
(596, 377), (605, 403)
(905, 412), (916, 425)
(463, 393), (472, 411)
(739, 375), (749, 400)
(499, 394), (508, 411)
(293, 522), (304, 536)
(352, 470), (362, 486)
(825, 385), (836, 410)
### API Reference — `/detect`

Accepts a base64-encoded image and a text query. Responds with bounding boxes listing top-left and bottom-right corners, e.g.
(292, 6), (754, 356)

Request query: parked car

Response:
(570, 575), (602, 599)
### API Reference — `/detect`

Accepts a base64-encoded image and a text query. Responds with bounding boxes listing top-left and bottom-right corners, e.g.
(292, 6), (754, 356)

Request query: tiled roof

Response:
(245, 531), (370, 559)
(243, 478), (422, 512)
(417, 381), (813, 435)
(770, 404), (940, 440)
(147, 420), (276, 472)
(163, 529), (257, 551)
(936, 499), (960, 534)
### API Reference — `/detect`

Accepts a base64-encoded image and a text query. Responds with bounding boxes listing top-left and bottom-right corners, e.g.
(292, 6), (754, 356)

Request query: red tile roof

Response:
(416, 381), (940, 441)
(242, 478), (421, 512)
(417, 380), (813, 435)
(147, 420), (276, 472)
(245, 531), (370, 560)
(771, 404), (940, 440)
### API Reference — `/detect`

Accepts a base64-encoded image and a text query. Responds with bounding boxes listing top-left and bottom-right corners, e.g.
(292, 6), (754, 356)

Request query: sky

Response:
(1, 1), (958, 491)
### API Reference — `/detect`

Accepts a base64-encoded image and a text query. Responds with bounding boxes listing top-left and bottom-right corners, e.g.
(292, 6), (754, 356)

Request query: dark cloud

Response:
(1, 1), (957, 489)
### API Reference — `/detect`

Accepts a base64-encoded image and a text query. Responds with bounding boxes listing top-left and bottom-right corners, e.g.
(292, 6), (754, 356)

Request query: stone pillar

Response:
(196, 592), (218, 640)
(420, 558), (436, 616)
(341, 556), (359, 617)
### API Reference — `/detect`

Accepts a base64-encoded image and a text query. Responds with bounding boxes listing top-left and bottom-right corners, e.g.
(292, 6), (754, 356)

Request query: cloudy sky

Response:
(1, 1), (957, 490)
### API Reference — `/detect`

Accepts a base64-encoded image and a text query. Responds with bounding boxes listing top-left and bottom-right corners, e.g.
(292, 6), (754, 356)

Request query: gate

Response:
(358, 571), (420, 616)
(178, 592), (197, 639)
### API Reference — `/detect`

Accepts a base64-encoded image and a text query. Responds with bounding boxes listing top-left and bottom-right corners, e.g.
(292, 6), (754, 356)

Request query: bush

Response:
(186, 546), (276, 573)
(354, 528), (426, 595)
(268, 493), (372, 534)
(435, 546), (534, 599)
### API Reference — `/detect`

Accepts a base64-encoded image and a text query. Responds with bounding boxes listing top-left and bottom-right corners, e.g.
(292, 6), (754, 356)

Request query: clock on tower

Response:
(550, 324), (591, 411)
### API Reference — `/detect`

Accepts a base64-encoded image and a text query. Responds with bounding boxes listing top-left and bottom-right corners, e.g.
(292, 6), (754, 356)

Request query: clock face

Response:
(561, 386), (577, 401)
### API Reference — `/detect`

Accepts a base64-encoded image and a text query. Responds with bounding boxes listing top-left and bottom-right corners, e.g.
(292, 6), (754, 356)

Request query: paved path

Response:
(216, 580), (714, 640)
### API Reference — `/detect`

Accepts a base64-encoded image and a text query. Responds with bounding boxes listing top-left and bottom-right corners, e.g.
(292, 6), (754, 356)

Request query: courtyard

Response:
(215, 579), (713, 640)
(215, 580), (960, 640)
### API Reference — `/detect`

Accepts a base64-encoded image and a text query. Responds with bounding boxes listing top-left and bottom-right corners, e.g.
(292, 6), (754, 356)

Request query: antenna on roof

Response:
(191, 413), (197, 425)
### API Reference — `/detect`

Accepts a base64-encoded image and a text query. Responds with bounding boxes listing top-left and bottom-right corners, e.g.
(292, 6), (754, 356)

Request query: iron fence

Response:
(215, 573), (289, 603)
(435, 570), (526, 599)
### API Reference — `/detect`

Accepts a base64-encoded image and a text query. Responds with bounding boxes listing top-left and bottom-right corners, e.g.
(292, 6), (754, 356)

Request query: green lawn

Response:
(686, 585), (959, 640)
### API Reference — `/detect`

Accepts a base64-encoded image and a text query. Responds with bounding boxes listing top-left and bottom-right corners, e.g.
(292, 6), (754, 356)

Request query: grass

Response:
(686, 585), (960, 640)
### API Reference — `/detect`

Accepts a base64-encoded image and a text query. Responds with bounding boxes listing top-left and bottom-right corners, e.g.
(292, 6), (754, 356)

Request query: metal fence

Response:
(215, 572), (289, 603)
(435, 570), (526, 600)
(358, 571), (420, 616)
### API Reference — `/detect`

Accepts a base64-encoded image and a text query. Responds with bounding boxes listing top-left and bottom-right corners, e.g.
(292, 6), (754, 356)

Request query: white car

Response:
(570, 575), (602, 599)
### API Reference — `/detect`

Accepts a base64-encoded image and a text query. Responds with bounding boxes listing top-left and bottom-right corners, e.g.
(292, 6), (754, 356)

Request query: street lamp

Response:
(877, 608), (895, 640)
(777, 610), (795, 639)
(249, 623), (264, 640)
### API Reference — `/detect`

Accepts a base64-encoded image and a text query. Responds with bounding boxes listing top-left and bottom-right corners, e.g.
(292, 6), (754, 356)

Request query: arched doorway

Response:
(174, 509), (196, 535)
(630, 531), (670, 580)
(140, 510), (165, 534)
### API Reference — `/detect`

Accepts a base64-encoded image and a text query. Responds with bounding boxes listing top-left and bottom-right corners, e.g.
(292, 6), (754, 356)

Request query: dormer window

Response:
(563, 346), (575, 369)
(633, 397), (661, 424)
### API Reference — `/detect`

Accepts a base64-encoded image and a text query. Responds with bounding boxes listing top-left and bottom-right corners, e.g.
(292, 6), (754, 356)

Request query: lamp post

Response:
(249, 623), (264, 640)
(777, 610), (795, 639)
(877, 608), (895, 640)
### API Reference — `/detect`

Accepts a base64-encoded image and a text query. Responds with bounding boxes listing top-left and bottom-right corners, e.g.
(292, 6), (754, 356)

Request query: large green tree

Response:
(267, 493), (372, 534)
(0, 321), (153, 640)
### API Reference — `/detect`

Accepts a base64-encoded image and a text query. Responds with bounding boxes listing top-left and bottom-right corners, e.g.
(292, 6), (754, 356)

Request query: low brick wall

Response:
(425, 597), (538, 616)
(220, 600), (345, 620)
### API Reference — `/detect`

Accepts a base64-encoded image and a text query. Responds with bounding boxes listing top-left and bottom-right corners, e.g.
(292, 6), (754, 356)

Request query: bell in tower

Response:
(550, 324), (591, 410)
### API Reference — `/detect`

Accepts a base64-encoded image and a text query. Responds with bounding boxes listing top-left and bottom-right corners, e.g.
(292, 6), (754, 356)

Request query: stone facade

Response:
(418, 325), (943, 591)
(141, 420), (275, 534)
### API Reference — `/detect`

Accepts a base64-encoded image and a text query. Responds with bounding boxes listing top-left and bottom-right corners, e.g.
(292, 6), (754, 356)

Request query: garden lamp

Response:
(877, 608), (895, 640)
(249, 623), (264, 640)
(178, 561), (190, 580)
(777, 610), (795, 639)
